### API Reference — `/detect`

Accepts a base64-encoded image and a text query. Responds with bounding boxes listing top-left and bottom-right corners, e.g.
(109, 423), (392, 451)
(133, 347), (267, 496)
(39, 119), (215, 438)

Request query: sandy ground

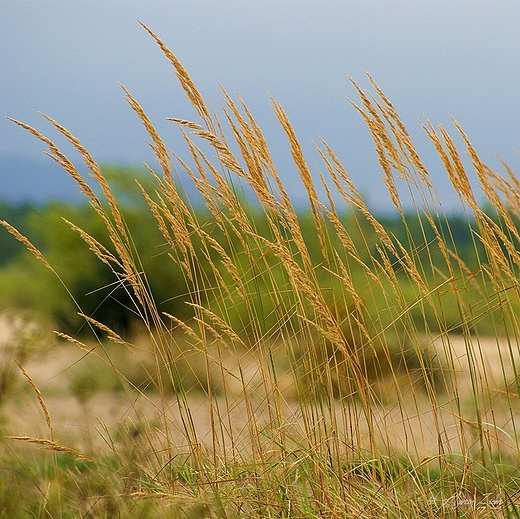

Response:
(2, 313), (520, 461)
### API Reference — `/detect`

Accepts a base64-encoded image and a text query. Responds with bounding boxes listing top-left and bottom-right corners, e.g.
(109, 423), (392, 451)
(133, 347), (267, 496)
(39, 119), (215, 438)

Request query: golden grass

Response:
(3, 21), (520, 517)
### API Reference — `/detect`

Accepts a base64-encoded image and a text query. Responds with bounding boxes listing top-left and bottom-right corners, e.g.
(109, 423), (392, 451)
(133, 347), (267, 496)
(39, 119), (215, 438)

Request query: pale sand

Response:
(2, 314), (520, 460)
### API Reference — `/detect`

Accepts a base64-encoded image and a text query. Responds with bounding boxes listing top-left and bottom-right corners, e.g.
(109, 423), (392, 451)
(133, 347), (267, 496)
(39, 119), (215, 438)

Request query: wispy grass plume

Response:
(4, 22), (520, 517)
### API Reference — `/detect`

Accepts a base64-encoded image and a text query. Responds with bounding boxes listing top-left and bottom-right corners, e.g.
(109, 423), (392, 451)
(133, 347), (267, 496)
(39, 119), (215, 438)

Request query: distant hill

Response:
(0, 156), (83, 203)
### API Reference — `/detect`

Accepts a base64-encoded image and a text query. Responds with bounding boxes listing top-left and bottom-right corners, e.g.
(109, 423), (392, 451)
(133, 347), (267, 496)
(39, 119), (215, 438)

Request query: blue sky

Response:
(2, 1), (520, 211)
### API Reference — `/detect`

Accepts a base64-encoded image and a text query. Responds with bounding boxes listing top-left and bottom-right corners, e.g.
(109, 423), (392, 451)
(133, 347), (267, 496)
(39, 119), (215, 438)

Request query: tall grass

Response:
(2, 22), (520, 517)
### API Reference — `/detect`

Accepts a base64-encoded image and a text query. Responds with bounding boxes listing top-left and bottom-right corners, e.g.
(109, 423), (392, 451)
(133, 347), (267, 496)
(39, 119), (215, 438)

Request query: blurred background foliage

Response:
(0, 165), (515, 341)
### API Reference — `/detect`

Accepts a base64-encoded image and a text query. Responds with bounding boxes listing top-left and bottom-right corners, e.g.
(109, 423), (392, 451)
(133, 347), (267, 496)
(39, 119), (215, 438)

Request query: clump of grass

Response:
(0, 313), (49, 421)
(3, 21), (520, 517)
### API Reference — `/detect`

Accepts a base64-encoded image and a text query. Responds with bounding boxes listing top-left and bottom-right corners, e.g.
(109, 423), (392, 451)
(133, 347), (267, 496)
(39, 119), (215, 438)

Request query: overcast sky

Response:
(2, 1), (520, 211)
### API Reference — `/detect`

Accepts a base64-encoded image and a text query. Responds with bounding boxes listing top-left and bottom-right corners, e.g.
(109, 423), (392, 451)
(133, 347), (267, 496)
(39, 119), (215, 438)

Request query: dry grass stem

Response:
(7, 436), (94, 462)
(14, 361), (53, 438)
